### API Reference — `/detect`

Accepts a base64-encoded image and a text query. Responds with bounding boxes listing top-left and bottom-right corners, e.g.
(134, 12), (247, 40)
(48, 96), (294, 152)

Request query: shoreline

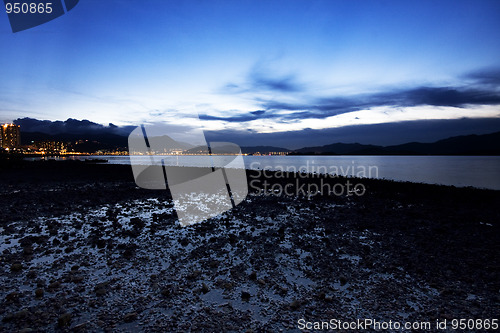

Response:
(3, 156), (500, 191)
(1, 161), (499, 331)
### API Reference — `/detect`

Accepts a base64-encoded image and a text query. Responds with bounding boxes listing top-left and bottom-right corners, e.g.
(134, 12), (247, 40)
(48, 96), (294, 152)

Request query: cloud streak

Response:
(222, 63), (304, 95)
(250, 73), (302, 93)
(463, 68), (500, 86)
(208, 68), (500, 123)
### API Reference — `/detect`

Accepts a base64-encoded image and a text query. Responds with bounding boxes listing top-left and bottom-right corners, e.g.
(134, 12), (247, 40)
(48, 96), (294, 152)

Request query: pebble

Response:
(18, 328), (33, 333)
(324, 295), (334, 302)
(73, 322), (88, 331)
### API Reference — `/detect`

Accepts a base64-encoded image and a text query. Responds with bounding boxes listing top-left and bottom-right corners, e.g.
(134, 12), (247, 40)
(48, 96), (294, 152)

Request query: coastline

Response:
(1, 161), (499, 331)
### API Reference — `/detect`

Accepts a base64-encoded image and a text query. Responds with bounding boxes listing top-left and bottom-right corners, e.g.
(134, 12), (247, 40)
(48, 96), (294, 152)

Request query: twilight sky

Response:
(1, 0), (500, 148)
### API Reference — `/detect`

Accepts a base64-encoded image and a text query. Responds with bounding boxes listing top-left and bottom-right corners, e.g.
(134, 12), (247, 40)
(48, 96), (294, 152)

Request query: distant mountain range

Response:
(293, 131), (500, 155)
(18, 121), (500, 155)
(240, 146), (291, 154)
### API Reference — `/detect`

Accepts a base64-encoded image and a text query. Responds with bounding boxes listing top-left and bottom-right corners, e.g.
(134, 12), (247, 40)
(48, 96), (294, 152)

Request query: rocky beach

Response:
(0, 160), (499, 332)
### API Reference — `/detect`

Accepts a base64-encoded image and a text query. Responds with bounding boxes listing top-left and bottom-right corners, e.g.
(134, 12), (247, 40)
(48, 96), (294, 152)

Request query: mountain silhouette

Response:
(15, 117), (500, 155)
(292, 131), (500, 155)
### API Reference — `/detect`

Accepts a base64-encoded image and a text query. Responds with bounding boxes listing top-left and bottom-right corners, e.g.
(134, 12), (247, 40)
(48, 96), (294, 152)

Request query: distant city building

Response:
(35, 141), (68, 153)
(1, 124), (21, 149)
(252, 151), (288, 156)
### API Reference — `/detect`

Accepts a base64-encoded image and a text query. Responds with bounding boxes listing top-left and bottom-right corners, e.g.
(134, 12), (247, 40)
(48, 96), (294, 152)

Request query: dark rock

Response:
(23, 246), (33, 256)
(72, 322), (87, 331)
(96, 239), (106, 249)
(2, 309), (30, 322)
(130, 217), (145, 230)
(186, 270), (201, 280)
(6, 291), (20, 302)
(26, 270), (37, 279)
(18, 328), (33, 333)
(95, 288), (106, 296)
(160, 287), (171, 297)
(48, 281), (61, 290)
(11, 263), (23, 272)
(241, 291), (251, 300)
(35, 289), (44, 298)
(58, 313), (72, 328)
(339, 275), (348, 286)
(123, 312), (138, 323)
(71, 275), (84, 283)
(290, 300), (301, 309)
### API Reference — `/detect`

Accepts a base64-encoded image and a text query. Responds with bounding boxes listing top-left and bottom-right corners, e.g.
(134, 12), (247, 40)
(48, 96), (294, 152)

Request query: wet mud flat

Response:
(0, 161), (499, 332)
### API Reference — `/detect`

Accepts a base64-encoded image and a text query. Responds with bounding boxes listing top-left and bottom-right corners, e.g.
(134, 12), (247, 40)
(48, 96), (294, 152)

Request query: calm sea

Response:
(27, 155), (500, 190)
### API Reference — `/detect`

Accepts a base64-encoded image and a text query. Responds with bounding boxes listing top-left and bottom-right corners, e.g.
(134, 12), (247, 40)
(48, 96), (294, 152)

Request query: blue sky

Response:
(1, 0), (500, 147)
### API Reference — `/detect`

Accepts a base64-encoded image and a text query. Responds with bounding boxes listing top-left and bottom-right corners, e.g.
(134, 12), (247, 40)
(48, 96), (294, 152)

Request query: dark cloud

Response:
(222, 64), (304, 94)
(208, 86), (500, 123)
(463, 68), (500, 86)
(261, 101), (304, 111)
(13, 117), (135, 136)
(378, 87), (500, 107)
(267, 86), (500, 120)
(250, 110), (266, 115)
(213, 67), (500, 123)
(250, 73), (302, 92)
(199, 110), (275, 122)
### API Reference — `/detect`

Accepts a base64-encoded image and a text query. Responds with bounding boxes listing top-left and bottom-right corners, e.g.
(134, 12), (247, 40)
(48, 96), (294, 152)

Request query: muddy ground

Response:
(0, 160), (499, 332)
